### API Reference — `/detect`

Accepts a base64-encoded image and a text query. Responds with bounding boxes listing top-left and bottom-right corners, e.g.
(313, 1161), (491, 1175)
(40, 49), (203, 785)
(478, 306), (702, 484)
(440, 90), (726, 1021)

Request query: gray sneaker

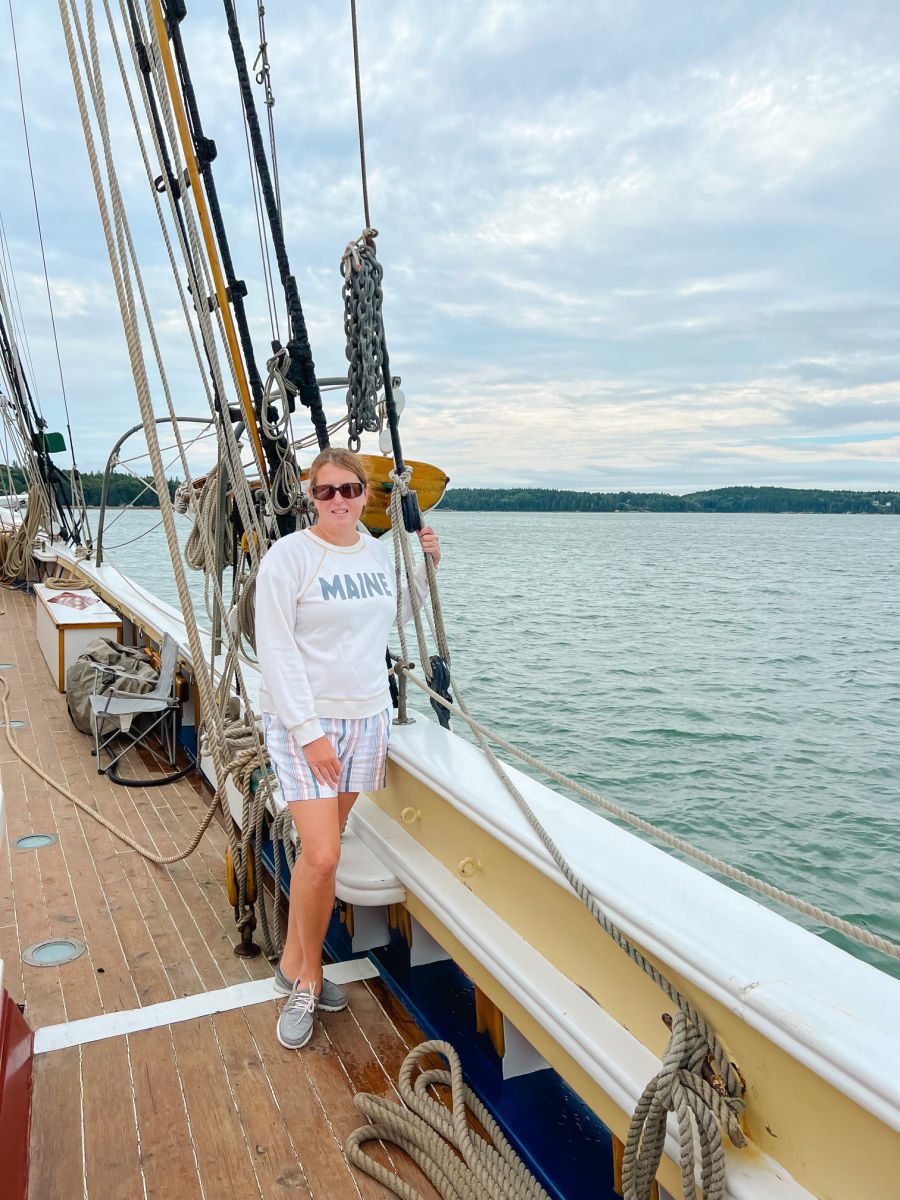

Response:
(273, 965), (295, 996)
(274, 965), (348, 1012)
(316, 976), (348, 1012)
(276, 981), (317, 1050)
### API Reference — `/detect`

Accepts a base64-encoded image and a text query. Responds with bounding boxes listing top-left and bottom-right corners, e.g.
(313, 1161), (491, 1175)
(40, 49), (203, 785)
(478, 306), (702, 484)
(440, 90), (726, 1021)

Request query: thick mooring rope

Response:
(347, 1041), (551, 1200)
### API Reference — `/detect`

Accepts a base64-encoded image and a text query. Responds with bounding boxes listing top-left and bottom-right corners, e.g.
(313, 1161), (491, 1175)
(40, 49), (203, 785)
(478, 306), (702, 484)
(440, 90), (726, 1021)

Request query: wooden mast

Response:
(147, 0), (269, 484)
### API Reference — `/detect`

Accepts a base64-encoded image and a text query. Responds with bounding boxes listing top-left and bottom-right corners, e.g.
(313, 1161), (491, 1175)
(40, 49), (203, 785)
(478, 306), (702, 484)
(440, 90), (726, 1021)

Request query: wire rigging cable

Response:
(252, 0), (282, 219)
(349, 0), (371, 229)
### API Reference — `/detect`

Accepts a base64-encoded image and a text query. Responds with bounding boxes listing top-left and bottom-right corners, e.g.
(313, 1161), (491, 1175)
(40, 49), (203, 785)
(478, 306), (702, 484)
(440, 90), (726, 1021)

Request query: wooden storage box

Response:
(34, 583), (123, 692)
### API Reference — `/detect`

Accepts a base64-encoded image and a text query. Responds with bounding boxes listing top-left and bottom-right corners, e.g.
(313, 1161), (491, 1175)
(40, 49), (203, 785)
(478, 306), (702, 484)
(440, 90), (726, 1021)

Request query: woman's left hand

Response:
(417, 525), (441, 566)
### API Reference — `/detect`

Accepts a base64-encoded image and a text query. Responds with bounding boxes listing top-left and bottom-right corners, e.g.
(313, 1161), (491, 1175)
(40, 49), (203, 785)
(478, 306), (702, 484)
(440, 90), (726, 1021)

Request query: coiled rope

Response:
(184, 465), (234, 573)
(0, 484), (46, 582)
(347, 1041), (551, 1200)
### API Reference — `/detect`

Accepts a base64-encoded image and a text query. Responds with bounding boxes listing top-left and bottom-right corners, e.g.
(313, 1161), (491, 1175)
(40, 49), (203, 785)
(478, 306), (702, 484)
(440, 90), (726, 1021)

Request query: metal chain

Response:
(341, 229), (384, 450)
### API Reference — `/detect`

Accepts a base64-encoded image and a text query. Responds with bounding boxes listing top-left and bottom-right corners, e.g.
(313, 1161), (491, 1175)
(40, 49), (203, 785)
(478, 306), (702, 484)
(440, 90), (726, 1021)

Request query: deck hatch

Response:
(15, 833), (58, 851)
(1, 719), (27, 729)
(23, 938), (87, 967)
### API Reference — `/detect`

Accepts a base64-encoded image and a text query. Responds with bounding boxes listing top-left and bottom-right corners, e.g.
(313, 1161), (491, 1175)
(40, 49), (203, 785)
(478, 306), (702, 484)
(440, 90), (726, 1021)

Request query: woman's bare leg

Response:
(338, 789), (359, 833)
(279, 792), (357, 989)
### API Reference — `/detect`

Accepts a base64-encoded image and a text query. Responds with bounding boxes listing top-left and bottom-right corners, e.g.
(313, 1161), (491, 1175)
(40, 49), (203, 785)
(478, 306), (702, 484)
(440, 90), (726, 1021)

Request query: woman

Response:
(255, 447), (441, 1049)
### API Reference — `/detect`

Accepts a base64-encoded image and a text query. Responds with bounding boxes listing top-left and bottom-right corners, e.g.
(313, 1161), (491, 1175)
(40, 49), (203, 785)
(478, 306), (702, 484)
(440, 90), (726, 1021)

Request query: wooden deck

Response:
(0, 584), (443, 1198)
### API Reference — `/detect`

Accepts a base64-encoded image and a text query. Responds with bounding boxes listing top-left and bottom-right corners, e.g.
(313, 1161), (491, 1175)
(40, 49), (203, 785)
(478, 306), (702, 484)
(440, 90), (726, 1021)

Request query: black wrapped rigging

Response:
(220, 0), (330, 454)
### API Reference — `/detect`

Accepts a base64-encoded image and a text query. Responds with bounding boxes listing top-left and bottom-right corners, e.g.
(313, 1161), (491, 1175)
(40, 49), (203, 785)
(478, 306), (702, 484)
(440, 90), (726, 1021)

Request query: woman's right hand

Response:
(303, 736), (342, 790)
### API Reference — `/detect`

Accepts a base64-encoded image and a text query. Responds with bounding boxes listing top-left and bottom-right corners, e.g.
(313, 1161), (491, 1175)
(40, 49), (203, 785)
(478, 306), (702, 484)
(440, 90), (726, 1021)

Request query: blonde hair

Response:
(308, 447), (368, 490)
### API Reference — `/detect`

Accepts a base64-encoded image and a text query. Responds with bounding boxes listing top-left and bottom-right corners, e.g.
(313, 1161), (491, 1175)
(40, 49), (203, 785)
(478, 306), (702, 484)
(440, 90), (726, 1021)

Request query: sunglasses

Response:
(310, 481), (365, 501)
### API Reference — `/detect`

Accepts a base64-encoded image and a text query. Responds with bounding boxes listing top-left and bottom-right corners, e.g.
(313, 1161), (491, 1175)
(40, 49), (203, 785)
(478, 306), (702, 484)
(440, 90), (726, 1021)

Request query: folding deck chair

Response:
(89, 633), (181, 783)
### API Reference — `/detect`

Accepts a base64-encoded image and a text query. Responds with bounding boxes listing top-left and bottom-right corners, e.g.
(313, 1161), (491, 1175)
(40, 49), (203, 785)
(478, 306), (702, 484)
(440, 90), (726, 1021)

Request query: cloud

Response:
(0, 0), (898, 493)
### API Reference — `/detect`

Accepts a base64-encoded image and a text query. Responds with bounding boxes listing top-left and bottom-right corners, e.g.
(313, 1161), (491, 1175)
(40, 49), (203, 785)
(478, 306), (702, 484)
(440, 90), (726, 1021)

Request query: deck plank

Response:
(0, 828), (24, 1002)
(28, 1047), (84, 1200)
(242, 1000), (365, 1200)
(323, 996), (442, 1197)
(44, 744), (145, 1016)
(170, 1015), (265, 1199)
(299, 997), (414, 1200)
(81, 1036), (144, 1200)
(212, 1007), (312, 1196)
(2, 761), (66, 1025)
(127, 1024), (204, 1200)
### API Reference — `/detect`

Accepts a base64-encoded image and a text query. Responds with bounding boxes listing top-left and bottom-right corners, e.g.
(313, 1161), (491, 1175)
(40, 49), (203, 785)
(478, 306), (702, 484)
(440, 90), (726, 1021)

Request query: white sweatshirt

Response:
(255, 528), (429, 745)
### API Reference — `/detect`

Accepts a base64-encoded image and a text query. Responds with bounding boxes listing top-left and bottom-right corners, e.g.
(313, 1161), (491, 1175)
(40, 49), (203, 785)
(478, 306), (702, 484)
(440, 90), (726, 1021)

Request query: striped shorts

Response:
(263, 709), (391, 802)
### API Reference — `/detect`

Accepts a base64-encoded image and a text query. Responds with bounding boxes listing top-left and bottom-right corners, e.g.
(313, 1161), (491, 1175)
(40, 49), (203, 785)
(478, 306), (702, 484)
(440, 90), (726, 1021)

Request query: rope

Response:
(398, 666), (900, 965)
(57, 0), (250, 914)
(220, 714), (283, 960)
(44, 573), (91, 591)
(260, 347), (302, 515)
(0, 483), (45, 582)
(184, 466), (234, 572)
(0, 673), (220, 865)
(389, 469), (432, 683)
(341, 230), (384, 451)
(347, 1041), (551, 1200)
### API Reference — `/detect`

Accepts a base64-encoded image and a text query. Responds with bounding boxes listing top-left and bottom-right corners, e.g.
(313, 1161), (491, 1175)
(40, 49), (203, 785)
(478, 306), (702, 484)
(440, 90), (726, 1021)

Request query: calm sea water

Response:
(91, 508), (900, 976)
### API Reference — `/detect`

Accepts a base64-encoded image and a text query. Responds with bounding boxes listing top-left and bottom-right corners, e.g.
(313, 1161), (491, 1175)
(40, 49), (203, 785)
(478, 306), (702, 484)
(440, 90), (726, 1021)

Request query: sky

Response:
(1, 0), (899, 492)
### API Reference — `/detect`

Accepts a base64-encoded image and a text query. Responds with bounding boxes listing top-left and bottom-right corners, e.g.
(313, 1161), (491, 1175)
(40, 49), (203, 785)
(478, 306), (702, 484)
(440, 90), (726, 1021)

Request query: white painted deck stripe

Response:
(33, 957), (380, 1054)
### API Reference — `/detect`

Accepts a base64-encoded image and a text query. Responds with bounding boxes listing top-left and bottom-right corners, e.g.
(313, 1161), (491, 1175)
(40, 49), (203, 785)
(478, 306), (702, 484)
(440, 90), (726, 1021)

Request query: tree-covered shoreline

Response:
(3, 467), (176, 508)
(3, 465), (897, 513)
(439, 486), (898, 514)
